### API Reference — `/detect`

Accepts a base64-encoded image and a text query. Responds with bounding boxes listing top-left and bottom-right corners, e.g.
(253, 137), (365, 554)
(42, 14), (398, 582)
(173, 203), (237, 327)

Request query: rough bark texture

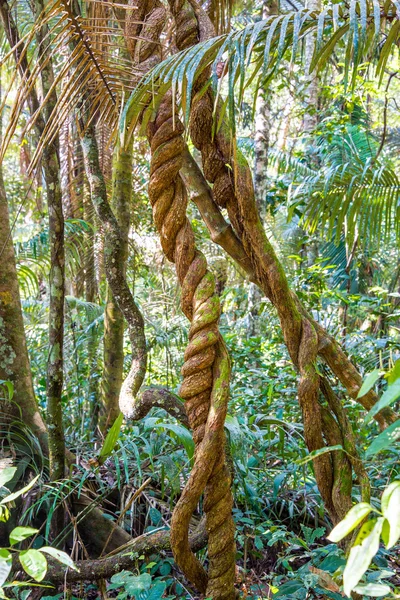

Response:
(100, 138), (134, 431)
(125, 3), (236, 597)
(0, 140), (48, 452)
(129, 386), (189, 426)
(80, 124), (147, 418)
(46, 522), (207, 582)
(0, 0), (65, 480)
(179, 153), (394, 428)
(166, 0), (375, 525)
(34, 0), (66, 485)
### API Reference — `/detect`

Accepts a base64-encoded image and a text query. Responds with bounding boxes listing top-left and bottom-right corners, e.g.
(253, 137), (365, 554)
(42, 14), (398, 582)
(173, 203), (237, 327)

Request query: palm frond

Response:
(123, 0), (400, 134)
(0, 0), (141, 170)
(284, 127), (400, 245)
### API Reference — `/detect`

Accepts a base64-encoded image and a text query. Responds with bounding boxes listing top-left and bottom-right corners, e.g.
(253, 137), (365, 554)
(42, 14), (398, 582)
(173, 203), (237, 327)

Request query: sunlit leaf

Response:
(19, 550), (47, 582)
(328, 502), (372, 542)
(343, 518), (384, 597)
(40, 547), (78, 571)
(9, 526), (38, 546)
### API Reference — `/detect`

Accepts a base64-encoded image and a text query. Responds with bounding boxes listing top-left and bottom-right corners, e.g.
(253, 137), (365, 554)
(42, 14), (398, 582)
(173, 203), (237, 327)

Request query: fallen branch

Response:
(45, 522), (207, 582)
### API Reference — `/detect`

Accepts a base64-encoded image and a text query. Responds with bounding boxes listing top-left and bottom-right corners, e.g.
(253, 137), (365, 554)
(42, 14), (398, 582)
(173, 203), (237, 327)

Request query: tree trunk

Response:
(32, 0), (66, 486)
(80, 122), (147, 419)
(0, 73), (47, 451)
(99, 138), (133, 432)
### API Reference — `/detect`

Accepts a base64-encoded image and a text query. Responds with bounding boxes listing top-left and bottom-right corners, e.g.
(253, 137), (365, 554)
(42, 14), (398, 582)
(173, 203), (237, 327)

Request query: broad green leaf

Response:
(9, 526), (38, 546)
(0, 549), (12, 587)
(386, 359), (400, 385)
(381, 481), (400, 514)
(295, 445), (343, 466)
(0, 475), (39, 505)
(99, 412), (124, 461)
(366, 419), (400, 456)
(0, 468), (16, 489)
(364, 379), (400, 424)
(343, 518), (384, 597)
(40, 547), (78, 571)
(126, 572), (151, 594)
(381, 481), (400, 548)
(146, 581), (167, 600)
(357, 369), (381, 398)
(328, 502), (372, 542)
(19, 550), (47, 582)
(145, 419), (194, 462)
(353, 583), (391, 597)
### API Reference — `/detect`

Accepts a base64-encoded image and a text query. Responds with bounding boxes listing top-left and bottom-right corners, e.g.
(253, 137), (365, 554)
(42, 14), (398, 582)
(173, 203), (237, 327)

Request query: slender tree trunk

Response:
(0, 74), (47, 452)
(99, 138), (133, 432)
(248, 0), (276, 338)
(79, 122), (147, 419)
(0, 0), (66, 481)
(83, 177), (100, 430)
(32, 0), (66, 486)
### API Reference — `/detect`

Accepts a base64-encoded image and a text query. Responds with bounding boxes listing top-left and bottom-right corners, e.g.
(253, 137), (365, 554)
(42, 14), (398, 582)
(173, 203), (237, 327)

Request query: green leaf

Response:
(343, 518), (384, 597)
(0, 475), (39, 505)
(364, 379), (400, 424)
(9, 526), (38, 546)
(353, 583), (391, 597)
(98, 412), (124, 461)
(39, 547), (78, 571)
(381, 481), (400, 549)
(146, 581), (167, 600)
(0, 468), (17, 489)
(366, 419), (400, 456)
(295, 445), (343, 465)
(19, 549), (47, 582)
(145, 419), (194, 462)
(0, 381), (14, 401)
(0, 549), (12, 587)
(328, 502), (372, 542)
(357, 369), (381, 398)
(386, 359), (400, 385)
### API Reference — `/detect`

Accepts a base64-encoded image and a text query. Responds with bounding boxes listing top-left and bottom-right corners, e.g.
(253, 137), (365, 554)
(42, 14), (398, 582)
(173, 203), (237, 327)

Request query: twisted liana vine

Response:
(166, 0), (371, 524)
(125, 2), (236, 596)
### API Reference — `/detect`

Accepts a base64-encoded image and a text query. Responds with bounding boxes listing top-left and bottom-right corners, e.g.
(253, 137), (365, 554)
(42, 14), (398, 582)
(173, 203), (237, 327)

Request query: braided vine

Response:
(167, 0), (362, 525)
(125, 2), (237, 597)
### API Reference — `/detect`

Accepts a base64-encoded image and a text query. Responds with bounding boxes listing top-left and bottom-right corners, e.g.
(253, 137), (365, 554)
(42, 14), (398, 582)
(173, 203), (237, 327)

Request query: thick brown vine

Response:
(167, 0), (371, 524)
(125, 2), (236, 596)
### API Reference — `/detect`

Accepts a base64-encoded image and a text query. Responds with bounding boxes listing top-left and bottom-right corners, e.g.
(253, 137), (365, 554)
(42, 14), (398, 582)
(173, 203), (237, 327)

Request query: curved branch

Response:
(132, 387), (189, 427)
(80, 123), (147, 418)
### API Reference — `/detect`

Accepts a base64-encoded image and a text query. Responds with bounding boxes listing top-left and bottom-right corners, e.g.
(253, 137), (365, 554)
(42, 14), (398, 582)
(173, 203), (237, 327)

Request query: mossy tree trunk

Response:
(0, 0), (65, 487)
(0, 72), (47, 451)
(100, 138), (134, 432)
(80, 122), (147, 418)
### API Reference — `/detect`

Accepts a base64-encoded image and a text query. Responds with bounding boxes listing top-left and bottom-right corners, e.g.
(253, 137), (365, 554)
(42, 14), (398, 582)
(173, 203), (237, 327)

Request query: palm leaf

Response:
(0, 0), (141, 170)
(123, 0), (399, 134)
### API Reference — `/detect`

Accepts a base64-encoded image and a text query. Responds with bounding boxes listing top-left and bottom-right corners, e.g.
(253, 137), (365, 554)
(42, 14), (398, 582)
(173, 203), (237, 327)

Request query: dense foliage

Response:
(0, 0), (399, 598)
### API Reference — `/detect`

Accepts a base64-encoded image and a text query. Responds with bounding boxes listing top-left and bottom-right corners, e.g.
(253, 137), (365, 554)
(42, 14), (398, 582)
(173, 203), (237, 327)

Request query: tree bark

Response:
(33, 0), (66, 486)
(0, 75), (47, 452)
(0, 0), (66, 479)
(79, 122), (147, 418)
(99, 138), (133, 431)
